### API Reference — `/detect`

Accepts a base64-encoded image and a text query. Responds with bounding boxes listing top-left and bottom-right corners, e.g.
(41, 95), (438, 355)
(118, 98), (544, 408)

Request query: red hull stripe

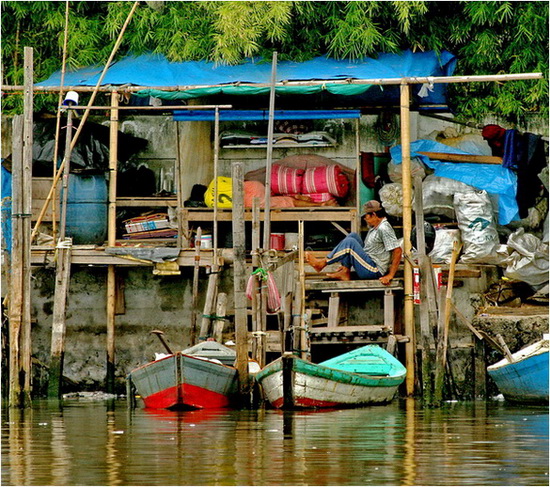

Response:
(270, 396), (340, 409)
(142, 382), (232, 409)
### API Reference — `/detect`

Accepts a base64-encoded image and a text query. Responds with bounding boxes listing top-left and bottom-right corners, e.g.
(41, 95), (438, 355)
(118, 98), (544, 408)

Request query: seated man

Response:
(306, 200), (402, 284)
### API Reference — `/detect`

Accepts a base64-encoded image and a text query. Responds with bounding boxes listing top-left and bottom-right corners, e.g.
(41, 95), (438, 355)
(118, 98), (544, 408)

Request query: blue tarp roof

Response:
(37, 50), (457, 105)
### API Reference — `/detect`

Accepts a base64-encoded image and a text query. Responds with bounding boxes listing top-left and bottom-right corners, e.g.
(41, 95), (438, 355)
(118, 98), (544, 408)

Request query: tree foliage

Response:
(1, 1), (548, 124)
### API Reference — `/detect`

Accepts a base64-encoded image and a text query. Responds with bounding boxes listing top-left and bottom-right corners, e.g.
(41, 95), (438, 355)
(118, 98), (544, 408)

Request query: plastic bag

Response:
(422, 175), (476, 219)
(454, 190), (499, 263)
(504, 228), (549, 286)
(379, 183), (412, 217)
(204, 177), (233, 208)
(388, 157), (426, 184)
(428, 229), (462, 264)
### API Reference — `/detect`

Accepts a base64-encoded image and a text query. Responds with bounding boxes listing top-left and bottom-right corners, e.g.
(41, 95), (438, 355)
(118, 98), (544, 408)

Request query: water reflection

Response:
(1, 399), (548, 486)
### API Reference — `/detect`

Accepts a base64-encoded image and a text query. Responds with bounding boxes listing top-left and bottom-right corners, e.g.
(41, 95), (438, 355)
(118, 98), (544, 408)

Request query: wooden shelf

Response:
(181, 207), (358, 222)
(116, 196), (177, 207)
(222, 143), (333, 149)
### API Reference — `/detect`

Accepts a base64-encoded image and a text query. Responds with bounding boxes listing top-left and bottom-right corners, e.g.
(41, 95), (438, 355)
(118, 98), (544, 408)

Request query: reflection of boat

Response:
(487, 335), (549, 404)
(256, 345), (406, 409)
(127, 342), (238, 409)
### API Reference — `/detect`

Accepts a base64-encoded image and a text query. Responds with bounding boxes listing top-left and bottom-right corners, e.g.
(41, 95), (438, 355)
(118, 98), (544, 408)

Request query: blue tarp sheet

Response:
(390, 140), (519, 225)
(36, 50), (456, 105)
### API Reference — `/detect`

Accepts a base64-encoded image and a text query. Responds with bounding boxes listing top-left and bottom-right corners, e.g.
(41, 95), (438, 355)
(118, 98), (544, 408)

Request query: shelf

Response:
(222, 143), (334, 149)
(181, 207), (358, 222)
(116, 196), (177, 207)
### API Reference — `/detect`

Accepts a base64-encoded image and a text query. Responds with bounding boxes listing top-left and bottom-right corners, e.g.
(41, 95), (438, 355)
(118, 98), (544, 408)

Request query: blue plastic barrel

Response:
(65, 174), (108, 245)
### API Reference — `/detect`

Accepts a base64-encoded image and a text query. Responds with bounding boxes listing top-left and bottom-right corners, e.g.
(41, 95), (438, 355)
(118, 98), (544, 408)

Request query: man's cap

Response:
(361, 200), (382, 216)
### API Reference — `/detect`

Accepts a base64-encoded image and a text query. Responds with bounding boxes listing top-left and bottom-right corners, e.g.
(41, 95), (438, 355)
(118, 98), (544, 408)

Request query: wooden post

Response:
(433, 240), (461, 405)
(400, 82), (416, 396)
(355, 117), (361, 230)
(232, 162), (250, 397)
(413, 176), (435, 403)
(48, 241), (72, 398)
(298, 221), (308, 360)
(251, 198), (261, 362)
(106, 91), (119, 394)
(190, 227), (201, 343)
(198, 272), (218, 341)
(20, 47), (33, 405)
(8, 110), (32, 408)
(213, 292), (227, 343)
(262, 51), (277, 249)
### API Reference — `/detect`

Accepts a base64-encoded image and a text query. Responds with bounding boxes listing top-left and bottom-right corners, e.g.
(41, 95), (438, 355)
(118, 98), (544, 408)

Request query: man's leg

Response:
(326, 233), (381, 279)
(306, 233), (363, 272)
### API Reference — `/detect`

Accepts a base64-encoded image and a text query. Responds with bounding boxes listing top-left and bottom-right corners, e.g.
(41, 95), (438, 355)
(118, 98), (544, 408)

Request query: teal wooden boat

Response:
(256, 345), (406, 409)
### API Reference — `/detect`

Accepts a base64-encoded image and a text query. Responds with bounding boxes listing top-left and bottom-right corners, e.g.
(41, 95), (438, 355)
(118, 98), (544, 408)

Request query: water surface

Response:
(2, 399), (548, 486)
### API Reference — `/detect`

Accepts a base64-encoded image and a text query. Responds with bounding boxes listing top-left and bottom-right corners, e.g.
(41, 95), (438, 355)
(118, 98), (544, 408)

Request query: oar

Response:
(151, 330), (173, 354)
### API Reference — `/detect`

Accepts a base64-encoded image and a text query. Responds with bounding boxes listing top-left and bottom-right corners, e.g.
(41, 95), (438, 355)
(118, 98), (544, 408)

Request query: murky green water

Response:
(1, 399), (548, 486)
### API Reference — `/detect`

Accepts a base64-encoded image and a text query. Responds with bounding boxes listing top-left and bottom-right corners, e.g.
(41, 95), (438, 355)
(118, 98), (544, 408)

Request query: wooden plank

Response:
(213, 292), (227, 343)
(327, 292), (341, 328)
(190, 227), (201, 343)
(116, 197), (178, 207)
(306, 280), (403, 291)
(418, 151), (502, 165)
(310, 325), (389, 334)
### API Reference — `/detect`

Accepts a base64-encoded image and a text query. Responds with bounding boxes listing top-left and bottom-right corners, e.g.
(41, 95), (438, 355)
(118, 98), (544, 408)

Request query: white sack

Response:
(454, 190), (499, 263)
(428, 229), (462, 264)
(504, 228), (549, 286)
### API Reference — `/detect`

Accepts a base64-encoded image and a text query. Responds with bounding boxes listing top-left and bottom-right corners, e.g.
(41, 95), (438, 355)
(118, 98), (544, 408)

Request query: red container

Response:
(270, 233), (285, 250)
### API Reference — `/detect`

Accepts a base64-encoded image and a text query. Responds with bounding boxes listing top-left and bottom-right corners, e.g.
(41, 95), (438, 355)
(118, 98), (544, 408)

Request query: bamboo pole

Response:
(51, 0), (71, 240)
(213, 107), (220, 253)
(355, 118), (361, 229)
(174, 122), (183, 248)
(232, 162), (250, 397)
(58, 109), (73, 239)
(47, 89), (75, 399)
(251, 198), (261, 362)
(31, 0), (140, 242)
(400, 83), (416, 396)
(298, 221), (308, 360)
(262, 51), (277, 249)
(9, 71), (542, 94)
(105, 91), (119, 394)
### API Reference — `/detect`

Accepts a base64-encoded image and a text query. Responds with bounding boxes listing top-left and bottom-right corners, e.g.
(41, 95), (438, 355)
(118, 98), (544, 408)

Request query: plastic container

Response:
(270, 233), (285, 250)
(199, 234), (213, 249)
(284, 232), (298, 250)
(64, 174), (108, 245)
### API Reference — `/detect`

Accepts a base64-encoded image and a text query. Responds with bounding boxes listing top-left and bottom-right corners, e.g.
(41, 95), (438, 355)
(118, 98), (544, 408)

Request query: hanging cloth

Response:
(246, 268), (281, 313)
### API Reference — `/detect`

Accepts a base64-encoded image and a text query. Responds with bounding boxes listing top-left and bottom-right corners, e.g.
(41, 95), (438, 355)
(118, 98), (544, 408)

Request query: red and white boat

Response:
(127, 342), (239, 409)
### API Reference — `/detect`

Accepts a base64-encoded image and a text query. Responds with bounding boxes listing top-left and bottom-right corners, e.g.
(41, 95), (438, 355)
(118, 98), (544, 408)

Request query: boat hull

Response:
(257, 347), (406, 409)
(128, 352), (239, 409)
(488, 349), (549, 404)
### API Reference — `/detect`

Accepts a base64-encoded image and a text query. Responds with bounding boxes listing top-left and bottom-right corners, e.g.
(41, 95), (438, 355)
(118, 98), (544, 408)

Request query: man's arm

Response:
(379, 247), (402, 285)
